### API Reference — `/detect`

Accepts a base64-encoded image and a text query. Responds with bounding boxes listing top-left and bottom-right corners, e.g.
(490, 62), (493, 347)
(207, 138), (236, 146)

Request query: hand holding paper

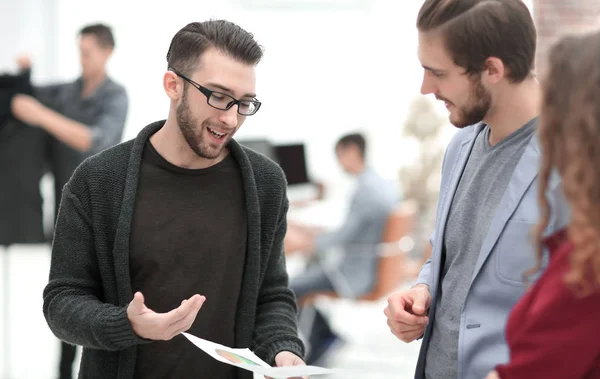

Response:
(183, 332), (336, 378)
(267, 351), (307, 379)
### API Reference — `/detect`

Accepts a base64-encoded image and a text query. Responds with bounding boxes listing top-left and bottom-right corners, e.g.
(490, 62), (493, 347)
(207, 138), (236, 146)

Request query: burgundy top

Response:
(496, 229), (600, 379)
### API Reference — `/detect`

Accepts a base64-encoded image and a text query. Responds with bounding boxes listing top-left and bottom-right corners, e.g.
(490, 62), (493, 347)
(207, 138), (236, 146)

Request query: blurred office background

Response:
(2, 0), (599, 378)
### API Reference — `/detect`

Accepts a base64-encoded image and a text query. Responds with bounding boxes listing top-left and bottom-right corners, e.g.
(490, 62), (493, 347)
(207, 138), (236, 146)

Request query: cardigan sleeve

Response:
(251, 193), (305, 365)
(42, 185), (146, 351)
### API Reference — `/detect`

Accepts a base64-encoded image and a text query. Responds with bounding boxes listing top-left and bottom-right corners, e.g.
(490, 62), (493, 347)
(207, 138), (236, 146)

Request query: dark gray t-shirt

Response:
(130, 141), (247, 379)
(425, 118), (537, 379)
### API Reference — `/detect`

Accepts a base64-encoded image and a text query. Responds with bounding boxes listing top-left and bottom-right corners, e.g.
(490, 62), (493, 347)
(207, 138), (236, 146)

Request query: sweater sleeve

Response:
(42, 186), (144, 351)
(495, 268), (600, 378)
(251, 194), (305, 365)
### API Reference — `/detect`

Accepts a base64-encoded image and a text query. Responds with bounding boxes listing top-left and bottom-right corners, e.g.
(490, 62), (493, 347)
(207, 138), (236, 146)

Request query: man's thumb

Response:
(412, 289), (429, 315)
(129, 292), (145, 312)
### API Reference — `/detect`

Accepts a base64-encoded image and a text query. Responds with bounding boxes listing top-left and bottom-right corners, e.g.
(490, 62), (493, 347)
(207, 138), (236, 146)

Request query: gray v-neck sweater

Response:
(43, 120), (304, 379)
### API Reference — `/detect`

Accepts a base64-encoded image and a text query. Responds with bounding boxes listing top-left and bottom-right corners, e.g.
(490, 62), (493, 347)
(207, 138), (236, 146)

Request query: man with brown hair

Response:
(384, 1), (570, 379)
(43, 20), (305, 379)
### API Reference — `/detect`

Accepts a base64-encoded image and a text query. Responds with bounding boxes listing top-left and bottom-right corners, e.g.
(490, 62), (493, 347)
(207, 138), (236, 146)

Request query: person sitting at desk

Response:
(286, 132), (398, 364)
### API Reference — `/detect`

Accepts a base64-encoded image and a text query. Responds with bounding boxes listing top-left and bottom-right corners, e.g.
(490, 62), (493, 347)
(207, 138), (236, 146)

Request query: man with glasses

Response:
(43, 20), (305, 379)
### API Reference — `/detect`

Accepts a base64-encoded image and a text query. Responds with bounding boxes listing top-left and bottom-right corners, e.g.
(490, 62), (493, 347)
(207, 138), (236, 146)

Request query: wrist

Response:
(38, 107), (53, 129)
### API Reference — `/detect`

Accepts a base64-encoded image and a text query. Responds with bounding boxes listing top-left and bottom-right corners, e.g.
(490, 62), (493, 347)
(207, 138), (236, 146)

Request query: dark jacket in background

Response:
(0, 69), (49, 245)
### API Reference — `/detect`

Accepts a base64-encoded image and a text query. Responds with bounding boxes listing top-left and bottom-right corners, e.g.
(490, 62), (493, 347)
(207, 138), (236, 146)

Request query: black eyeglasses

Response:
(169, 67), (261, 116)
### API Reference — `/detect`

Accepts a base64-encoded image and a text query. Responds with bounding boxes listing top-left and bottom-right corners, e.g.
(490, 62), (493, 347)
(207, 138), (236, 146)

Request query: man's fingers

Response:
(169, 322), (196, 339)
(390, 326), (425, 343)
(385, 304), (428, 326)
(16, 54), (31, 69)
(386, 295), (406, 316)
(164, 295), (204, 324)
(383, 306), (392, 319)
(412, 292), (429, 315)
(167, 313), (200, 339)
(402, 329), (425, 342)
(387, 312), (426, 343)
(387, 318), (424, 334)
(129, 294), (205, 340)
(165, 296), (205, 338)
(394, 311), (429, 326)
(166, 307), (200, 337)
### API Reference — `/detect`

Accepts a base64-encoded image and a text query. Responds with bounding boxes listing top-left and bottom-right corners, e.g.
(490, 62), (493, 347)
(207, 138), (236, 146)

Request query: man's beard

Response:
(176, 92), (229, 159)
(449, 76), (492, 129)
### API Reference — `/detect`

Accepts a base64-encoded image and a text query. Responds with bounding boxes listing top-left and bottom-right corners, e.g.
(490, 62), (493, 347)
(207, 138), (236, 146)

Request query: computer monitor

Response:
(237, 139), (311, 187)
(274, 143), (310, 186)
(237, 139), (277, 162)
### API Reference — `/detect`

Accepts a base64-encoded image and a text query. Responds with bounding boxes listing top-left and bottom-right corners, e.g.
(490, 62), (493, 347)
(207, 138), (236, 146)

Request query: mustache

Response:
(435, 95), (453, 105)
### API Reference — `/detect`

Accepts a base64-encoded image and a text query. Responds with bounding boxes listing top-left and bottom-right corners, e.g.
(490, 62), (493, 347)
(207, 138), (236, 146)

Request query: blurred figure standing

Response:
(11, 23), (128, 379)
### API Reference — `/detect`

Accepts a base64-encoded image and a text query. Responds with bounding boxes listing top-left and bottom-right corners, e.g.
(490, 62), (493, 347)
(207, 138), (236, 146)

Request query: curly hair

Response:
(534, 30), (600, 296)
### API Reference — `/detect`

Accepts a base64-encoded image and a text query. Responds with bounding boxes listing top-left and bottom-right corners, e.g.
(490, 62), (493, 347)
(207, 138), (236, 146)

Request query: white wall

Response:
(0, 0), (58, 81)
(45, 0), (432, 190)
(2, 0), (536, 192)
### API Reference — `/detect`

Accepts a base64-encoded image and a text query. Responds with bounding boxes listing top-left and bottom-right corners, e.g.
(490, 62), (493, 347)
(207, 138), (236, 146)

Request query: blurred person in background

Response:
(286, 132), (397, 364)
(10, 23), (128, 379)
(42, 20), (305, 379)
(488, 29), (600, 379)
(384, 1), (570, 378)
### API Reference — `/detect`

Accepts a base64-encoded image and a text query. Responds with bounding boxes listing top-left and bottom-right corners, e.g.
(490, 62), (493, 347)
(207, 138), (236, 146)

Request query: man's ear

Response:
(482, 57), (505, 84)
(102, 47), (114, 60)
(163, 71), (182, 101)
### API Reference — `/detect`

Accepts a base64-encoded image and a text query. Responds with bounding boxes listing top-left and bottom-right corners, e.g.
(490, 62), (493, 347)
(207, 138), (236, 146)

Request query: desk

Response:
(285, 200), (346, 281)
(287, 199), (347, 230)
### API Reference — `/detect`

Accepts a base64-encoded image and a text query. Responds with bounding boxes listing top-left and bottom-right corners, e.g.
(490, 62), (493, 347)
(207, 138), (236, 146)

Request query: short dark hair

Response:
(336, 133), (366, 158)
(166, 20), (263, 76)
(79, 23), (115, 49)
(417, 0), (536, 83)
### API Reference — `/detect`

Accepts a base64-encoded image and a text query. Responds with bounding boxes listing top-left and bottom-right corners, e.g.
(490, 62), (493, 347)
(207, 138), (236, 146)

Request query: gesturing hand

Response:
(127, 292), (205, 341)
(384, 284), (431, 343)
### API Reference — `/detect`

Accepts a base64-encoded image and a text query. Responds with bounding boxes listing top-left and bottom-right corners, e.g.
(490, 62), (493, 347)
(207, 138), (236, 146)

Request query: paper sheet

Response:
(182, 332), (336, 378)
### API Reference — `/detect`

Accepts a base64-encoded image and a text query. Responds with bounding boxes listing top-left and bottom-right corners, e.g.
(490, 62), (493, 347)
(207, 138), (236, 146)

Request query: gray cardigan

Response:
(43, 121), (304, 379)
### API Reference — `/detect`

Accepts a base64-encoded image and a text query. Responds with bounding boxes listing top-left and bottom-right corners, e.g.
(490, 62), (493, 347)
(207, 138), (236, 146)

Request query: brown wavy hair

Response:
(534, 30), (600, 296)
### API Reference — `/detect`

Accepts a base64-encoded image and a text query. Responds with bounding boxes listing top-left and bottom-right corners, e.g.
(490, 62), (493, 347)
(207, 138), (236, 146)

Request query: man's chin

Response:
(449, 115), (464, 128)
(448, 112), (474, 129)
(199, 145), (227, 160)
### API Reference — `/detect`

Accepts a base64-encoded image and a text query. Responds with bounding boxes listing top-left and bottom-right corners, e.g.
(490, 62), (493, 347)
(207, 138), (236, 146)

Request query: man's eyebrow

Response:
(422, 65), (445, 74)
(206, 82), (256, 98)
